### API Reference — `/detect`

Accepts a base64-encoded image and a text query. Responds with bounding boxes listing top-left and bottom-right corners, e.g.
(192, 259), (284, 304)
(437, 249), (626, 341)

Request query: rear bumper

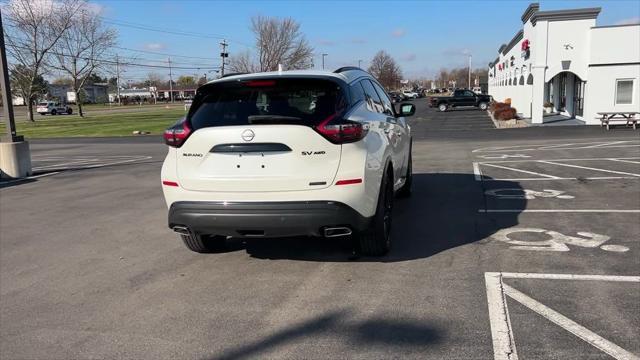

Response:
(168, 201), (372, 238)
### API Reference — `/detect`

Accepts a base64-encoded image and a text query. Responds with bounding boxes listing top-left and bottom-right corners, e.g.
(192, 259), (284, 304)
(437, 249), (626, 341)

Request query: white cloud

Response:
(401, 53), (417, 62)
(391, 28), (406, 37)
(144, 43), (166, 51)
(615, 17), (640, 25)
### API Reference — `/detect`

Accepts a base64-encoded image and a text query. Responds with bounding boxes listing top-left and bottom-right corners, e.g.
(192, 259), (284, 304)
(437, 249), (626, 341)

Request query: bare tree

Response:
(367, 51), (402, 90)
(4, 0), (82, 121)
(144, 72), (164, 87)
(229, 16), (314, 73)
(53, 3), (116, 117)
(228, 50), (258, 73)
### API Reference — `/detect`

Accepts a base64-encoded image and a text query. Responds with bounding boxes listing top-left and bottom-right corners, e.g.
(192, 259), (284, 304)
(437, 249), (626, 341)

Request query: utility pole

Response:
(322, 53), (328, 70)
(168, 57), (174, 103)
(115, 54), (121, 105)
(0, 8), (31, 178)
(468, 54), (472, 89)
(220, 40), (228, 77)
(358, 59), (362, 68)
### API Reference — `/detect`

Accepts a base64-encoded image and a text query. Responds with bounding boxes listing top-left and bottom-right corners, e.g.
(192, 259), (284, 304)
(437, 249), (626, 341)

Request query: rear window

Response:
(38, 102), (49, 106)
(189, 78), (347, 130)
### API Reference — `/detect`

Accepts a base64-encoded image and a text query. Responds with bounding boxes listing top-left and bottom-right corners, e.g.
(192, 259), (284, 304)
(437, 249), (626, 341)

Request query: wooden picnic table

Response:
(597, 111), (639, 130)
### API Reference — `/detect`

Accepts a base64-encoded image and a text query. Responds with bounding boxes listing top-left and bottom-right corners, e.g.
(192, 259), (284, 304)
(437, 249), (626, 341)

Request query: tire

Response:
(51, 109), (57, 115)
(397, 146), (412, 198)
(67, 108), (72, 115)
(479, 102), (488, 111)
(180, 233), (227, 253)
(438, 103), (447, 112)
(357, 167), (394, 256)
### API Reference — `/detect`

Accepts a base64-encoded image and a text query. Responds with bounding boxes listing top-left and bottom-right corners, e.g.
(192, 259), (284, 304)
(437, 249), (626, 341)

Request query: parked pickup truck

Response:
(429, 89), (492, 112)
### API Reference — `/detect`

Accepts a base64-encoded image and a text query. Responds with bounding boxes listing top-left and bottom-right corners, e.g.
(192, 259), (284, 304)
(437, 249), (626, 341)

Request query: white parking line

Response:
(610, 159), (640, 165)
(479, 209), (640, 213)
(485, 272), (640, 360)
(33, 159), (100, 170)
(538, 160), (640, 177)
(485, 273), (519, 360)
(485, 176), (638, 181)
(498, 273), (640, 282)
(473, 140), (640, 153)
(473, 162), (483, 181)
(503, 284), (639, 360)
(480, 163), (561, 179)
(479, 157), (640, 164)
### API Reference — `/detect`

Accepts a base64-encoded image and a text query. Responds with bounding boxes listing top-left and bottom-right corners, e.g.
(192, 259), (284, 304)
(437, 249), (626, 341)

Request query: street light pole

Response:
(0, 9), (17, 142)
(358, 59), (362, 68)
(0, 8), (31, 178)
(322, 53), (328, 70)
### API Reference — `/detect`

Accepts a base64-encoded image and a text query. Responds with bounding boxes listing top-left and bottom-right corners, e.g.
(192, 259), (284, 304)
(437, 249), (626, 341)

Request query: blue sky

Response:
(94, 0), (640, 81)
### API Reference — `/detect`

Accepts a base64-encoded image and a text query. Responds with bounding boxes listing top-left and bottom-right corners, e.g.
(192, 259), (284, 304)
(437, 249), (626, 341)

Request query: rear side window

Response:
(189, 79), (347, 130)
(360, 79), (385, 114)
(350, 82), (366, 105)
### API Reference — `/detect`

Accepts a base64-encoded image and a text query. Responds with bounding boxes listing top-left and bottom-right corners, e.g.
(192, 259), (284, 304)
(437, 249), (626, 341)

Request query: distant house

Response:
(47, 83), (109, 104)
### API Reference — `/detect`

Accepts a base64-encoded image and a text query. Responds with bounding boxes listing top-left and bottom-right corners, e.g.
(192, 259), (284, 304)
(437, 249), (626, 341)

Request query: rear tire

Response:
(180, 233), (227, 253)
(357, 168), (394, 256)
(51, 109), (57, 115)
(438, 103), (447, 112)
(479, 102), (488, 111)
(67, 108), (73, 115)
(397, 147), (412, 198)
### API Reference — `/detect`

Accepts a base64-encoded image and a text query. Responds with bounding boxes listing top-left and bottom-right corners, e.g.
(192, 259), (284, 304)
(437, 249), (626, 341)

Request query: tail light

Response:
(164, 119), (192, 147)
(315, 114), (368, 144)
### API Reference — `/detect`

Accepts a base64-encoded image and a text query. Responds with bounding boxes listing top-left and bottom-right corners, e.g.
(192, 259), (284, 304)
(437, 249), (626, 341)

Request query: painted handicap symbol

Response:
(478, 154), (531, 159)
(492, 228), (629, 252)
(485, 188), (575, 200)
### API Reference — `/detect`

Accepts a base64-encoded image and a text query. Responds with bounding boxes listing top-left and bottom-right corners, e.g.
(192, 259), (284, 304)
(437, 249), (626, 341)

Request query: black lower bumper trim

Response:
(168, 201), (371, 238)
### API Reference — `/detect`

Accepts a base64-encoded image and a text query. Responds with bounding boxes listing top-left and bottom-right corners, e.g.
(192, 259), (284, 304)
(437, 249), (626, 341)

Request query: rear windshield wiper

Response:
(248, 115), (303, 124)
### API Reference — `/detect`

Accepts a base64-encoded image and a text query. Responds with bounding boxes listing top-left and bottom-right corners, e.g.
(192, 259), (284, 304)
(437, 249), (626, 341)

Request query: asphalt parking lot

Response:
(1, 101), (638, 359)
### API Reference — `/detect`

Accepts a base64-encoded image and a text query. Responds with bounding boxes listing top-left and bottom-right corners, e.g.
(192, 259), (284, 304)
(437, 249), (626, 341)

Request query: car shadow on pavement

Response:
(208, 309), (443, 360)
(240, 173), (524, 262)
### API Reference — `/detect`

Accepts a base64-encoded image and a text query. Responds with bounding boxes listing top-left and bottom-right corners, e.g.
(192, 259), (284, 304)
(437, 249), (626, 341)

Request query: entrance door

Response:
(574, 79), (585, 117)
(558, 73), (567, 112)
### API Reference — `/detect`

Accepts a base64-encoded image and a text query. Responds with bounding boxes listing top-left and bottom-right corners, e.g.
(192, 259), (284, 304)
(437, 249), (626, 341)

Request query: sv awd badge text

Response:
(301, 151), (326, 156)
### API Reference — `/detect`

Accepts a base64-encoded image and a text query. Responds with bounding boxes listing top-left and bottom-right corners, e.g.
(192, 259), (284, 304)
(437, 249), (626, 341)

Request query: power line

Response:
(97, 16), (254, 49)
(8, 43), (220, 70)
(2, 21), (222, 65)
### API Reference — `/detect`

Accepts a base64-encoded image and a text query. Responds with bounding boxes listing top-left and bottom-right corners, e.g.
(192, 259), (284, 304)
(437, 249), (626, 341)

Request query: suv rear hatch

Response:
(175, 78), (349, 192)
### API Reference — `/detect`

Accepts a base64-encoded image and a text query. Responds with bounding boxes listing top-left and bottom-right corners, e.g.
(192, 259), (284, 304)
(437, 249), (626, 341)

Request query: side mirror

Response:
(399, 103), (415, 117)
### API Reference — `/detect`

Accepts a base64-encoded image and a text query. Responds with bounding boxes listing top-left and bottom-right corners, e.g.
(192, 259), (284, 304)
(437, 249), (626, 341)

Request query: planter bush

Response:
(495, 107), (517, 120)
(490, 102), (509, 113)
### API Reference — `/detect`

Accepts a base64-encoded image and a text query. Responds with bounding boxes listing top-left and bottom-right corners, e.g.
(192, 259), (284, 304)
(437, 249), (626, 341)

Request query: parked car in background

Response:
(36, 101), (73, 115)
(388, 91), (403, 103)
(402, 90), (418, 99)
(432, 89), (492, 112)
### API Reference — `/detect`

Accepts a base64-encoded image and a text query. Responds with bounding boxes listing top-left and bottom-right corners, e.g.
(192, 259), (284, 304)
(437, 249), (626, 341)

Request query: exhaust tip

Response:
(324, 226), (352, 238)
(172, 226), (191, 235)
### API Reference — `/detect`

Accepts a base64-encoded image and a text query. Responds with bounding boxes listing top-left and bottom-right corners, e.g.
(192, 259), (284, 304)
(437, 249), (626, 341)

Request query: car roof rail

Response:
(220, 72), (247, 78)
(333, 66), (363, 73)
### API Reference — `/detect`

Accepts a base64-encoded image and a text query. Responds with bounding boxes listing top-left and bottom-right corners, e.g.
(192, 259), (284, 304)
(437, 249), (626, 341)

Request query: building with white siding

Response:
(487, 3), (640, 125)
